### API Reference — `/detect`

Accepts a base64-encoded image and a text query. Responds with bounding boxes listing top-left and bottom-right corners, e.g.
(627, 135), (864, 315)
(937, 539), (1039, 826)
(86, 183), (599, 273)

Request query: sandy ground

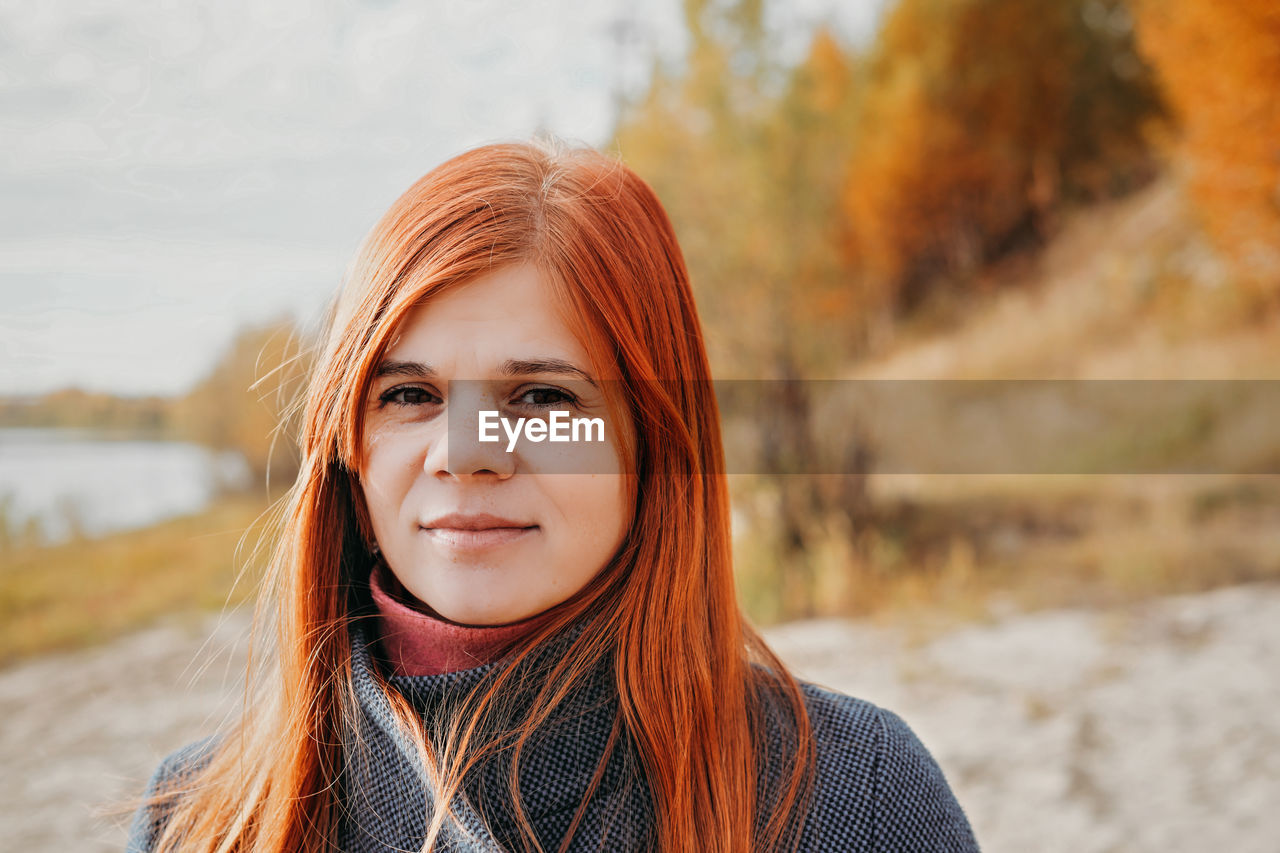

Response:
(3, 584), (1277, 852)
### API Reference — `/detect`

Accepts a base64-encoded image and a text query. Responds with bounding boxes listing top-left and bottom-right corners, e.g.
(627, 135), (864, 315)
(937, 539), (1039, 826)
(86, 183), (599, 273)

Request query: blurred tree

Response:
(172, 319), (311, 490)
(614, 4), (871, 618)
(0, 389), (172, 433)
(1133, 0), (1280, 298)
(843, 0), (1164, 311)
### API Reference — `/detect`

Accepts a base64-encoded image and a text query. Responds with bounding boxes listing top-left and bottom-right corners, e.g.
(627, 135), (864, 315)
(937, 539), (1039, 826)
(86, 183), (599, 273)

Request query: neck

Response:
(368, 561), (559, 676)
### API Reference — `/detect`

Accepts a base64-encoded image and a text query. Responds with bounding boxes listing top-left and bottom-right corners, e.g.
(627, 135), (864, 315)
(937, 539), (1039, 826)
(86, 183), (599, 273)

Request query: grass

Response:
(0, 494), (275, 666)
(735, 473), (1280, 641)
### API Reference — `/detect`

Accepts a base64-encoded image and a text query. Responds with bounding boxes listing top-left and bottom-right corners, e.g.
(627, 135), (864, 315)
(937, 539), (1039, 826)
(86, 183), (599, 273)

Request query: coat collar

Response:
(342, 618), (500, 851)
(340, 619), (654, 852)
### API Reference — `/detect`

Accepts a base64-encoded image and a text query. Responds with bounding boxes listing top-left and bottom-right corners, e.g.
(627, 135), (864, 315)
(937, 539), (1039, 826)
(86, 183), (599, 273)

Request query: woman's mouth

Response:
(420, 513), (538, 551)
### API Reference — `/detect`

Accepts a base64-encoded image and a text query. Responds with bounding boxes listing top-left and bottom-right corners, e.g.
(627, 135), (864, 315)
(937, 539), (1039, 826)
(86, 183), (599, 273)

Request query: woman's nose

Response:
(425, 382), (515, 479)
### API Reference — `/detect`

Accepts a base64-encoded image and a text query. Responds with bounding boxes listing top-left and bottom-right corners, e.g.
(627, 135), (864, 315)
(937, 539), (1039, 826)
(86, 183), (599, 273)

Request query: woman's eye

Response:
(379, 385), (441, 407)
(515, 386), (578, 408)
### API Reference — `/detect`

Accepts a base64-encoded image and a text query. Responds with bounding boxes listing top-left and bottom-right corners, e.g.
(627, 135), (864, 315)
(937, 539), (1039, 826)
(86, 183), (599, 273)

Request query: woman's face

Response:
(359, 262), (633, 625)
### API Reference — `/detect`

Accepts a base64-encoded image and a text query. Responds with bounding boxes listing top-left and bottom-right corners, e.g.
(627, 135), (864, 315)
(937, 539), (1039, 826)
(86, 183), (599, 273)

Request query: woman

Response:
(128, 140), (979, 852)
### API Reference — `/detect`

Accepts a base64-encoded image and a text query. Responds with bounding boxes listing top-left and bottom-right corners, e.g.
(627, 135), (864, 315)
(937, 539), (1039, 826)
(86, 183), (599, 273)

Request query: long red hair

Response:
(145, 140), (814, 851)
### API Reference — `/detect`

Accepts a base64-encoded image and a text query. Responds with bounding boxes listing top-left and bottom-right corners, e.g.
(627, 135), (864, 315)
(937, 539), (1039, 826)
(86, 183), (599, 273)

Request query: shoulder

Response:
(797, 683), (981, 852)
(125, 736), (220, 853)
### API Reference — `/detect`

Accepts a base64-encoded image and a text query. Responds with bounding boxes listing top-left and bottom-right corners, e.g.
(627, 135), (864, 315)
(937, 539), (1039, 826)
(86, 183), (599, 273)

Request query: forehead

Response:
(385, 263), (589, 366)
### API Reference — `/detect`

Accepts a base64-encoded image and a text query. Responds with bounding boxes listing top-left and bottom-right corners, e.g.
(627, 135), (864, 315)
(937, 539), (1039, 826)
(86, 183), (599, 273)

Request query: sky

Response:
(1, 0), (885, 397)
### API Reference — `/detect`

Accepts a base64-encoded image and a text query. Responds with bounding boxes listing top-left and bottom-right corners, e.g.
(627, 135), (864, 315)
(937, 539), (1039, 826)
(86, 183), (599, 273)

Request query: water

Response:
(0, 428), (250, 546)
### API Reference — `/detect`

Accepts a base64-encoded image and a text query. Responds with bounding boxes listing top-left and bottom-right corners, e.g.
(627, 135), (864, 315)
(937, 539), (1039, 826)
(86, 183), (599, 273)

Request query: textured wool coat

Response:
(127, 621), (980, 852)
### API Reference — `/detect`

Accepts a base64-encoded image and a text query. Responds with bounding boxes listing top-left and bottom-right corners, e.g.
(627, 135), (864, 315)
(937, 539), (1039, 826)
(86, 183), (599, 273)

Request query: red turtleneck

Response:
(368, 562), (558, 677)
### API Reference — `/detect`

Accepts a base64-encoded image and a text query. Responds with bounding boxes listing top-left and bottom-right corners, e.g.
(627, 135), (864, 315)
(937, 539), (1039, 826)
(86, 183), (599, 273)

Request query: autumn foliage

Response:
(1133, 0), (1280, 296)
(614, 21), (862, 373)
(843, 0), (1162, 309)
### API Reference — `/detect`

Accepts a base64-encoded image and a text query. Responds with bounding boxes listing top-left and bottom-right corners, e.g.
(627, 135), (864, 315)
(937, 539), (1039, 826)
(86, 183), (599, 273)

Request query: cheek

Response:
(359, 432), (423, 532)
(555, 431), (632, 539)
(548, 473), (632, 556)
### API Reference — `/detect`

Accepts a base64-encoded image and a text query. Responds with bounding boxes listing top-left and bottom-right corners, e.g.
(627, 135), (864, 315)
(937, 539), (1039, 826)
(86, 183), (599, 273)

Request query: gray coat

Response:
(128, 622), (979, 851)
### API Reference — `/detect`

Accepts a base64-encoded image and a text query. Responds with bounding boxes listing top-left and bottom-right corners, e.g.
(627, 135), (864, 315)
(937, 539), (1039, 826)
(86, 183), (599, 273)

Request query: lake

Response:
(0, 428), (250, 546)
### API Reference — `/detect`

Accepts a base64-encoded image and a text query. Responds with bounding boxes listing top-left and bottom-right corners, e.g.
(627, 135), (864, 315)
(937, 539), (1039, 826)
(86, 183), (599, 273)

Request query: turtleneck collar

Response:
(369, 561), (561, 677)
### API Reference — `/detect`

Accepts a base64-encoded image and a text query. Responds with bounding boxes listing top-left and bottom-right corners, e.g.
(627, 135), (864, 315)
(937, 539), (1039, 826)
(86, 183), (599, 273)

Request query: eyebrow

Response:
(373, 360), (436, 379)
(503, 358), (598, 387)
(373, 357), (597, 387)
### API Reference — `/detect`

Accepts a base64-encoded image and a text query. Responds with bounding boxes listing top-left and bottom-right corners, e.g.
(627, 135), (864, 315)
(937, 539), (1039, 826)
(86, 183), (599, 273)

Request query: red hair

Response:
(144, 140), (814, 851)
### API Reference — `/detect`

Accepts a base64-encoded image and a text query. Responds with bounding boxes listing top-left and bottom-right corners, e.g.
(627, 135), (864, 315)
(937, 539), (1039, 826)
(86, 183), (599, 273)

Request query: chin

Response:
(427, 584), (535, 627)
(404, 563), (571, 626)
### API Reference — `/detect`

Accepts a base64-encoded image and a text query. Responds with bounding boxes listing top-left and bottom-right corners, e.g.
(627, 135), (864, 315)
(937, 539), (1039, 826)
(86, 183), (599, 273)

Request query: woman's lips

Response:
(420, 513), (537, 551)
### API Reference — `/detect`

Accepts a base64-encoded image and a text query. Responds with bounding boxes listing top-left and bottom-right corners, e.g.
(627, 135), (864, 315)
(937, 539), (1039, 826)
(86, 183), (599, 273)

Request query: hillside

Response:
(822, 177), (1280, 622)
(852, 177), (1280, 382)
